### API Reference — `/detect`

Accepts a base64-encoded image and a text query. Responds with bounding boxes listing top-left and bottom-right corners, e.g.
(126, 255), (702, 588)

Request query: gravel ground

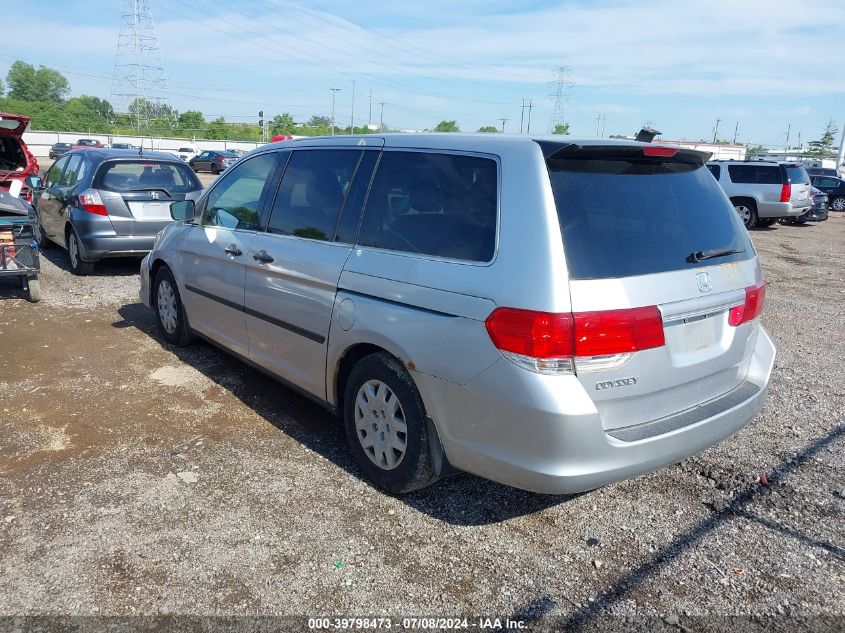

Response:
(0, 213), (843, 632)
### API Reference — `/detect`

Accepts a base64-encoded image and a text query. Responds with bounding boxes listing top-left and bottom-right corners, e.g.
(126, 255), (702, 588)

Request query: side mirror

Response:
(170, 199), (196, 222)
(25, 175), (43, 190)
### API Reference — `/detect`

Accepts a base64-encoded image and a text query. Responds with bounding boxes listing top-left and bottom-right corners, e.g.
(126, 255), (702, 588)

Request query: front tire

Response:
(67, 228), (94, 275)
(25, 275), (41, 303)
(344, 353), (438, 494)
(32, 211), (53, 249)
(153, 266), (192, 346)
(831, 196), (845, 211)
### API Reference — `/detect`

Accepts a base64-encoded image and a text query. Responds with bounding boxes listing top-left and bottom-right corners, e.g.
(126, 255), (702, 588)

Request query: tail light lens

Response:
(485, 306), (665, 375)
(728, 282), (766, 326)
(642, 146), (678, 157)
(779, 183), (792, 202)
(79, 189), (107, 216)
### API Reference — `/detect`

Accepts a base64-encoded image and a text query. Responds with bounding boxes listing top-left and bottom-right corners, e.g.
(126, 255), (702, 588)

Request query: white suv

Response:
(707, 161), (811, 228)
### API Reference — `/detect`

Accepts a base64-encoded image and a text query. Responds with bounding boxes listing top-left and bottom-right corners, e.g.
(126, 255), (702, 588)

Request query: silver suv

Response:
(707, 160), (812, 228)
(139, 135), (775, 495)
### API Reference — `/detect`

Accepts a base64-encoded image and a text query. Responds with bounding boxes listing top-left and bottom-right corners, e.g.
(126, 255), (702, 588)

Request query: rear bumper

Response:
(758, 200), (810, 218)
(418, 326), (776, 495)
(74, 220), (156, 260)
(139, 253), (152, 308)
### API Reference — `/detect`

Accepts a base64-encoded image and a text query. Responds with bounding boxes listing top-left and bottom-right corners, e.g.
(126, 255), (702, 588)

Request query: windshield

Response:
(96, 160), (202, 193)
(547, 157), (753, 279)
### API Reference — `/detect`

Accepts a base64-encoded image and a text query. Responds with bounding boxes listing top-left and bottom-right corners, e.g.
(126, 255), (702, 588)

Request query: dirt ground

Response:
(0, 210), (843, 631)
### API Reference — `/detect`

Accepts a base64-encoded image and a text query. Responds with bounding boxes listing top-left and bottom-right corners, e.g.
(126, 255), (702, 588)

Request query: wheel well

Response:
(334, 343), (392, 412)
(730, 196), (757, 209)
(148, 258), (169, 304)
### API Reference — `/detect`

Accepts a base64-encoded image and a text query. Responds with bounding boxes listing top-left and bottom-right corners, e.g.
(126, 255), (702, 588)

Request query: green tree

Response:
(806, 119), (839, 157)
(68, 95), (114, 120)
(746, 144), (767, 158)
(6, 61), (70, 102)
(128, 97), (176, 126)
(177, 110), (206, 133)
(0, 78), (4, 97)
(477, 125), (499, 133)
(206, 116), (229, 140)
(553, 122), (570, 135)
(434, 120), (460, 132)
(308, 115), (331, 128)
(270, 113), (296, 135)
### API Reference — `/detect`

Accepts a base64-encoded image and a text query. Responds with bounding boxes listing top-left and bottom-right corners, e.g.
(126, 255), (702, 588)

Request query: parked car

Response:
(29, 148), (203, 275)
(188, 150), (239, 174)
(706, 160), (811, 228)
(174, 145), (200, 162)
(810, 175), (845, 211)
(781, 187), (829, 224)
(805, 167), (838, 178)
(110, 143), (137, 150)
(0, 112), (39, 203)
(49, 142), (73, 160)
(73, 139), (104, 149)
(139, 135), (775, 495)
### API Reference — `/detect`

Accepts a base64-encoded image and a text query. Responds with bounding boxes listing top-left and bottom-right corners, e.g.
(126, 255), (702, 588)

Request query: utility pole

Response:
(330, 85), (341, 135)
(732, 121), (739, 144)
(499, 118), (509, 133)
(379, 101), (386, 132)
(596, 114), (602, 138)
(520, 99), (527, 134)
(368, 90), (373, 127)
(600, 114), (606, 138)
(526, 99), (533, 133)
(350, 79), (356, 134)
(784, 123), (791, 158)
(712, 117), (721, 143)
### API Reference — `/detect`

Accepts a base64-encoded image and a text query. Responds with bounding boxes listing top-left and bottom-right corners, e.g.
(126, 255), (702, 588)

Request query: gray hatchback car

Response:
(30, 149), (203, 274)
(139, 134), (775, 495)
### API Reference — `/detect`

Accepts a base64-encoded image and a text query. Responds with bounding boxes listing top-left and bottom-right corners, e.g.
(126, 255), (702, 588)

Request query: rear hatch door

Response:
(546, 144), (762, 431)
(95, 159), (203, 236)
(782, 164), (812, 210)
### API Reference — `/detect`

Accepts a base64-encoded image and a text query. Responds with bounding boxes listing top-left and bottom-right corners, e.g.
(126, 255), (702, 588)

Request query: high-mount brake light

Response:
(642, 146), (678, 157)
(728, 282), (766, 326)
(485, 306), (665, 375)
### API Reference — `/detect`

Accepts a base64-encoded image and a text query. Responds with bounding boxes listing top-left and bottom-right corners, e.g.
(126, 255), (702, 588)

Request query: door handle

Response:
(252, 250), (274, 263)
(224, 244), (243, 256)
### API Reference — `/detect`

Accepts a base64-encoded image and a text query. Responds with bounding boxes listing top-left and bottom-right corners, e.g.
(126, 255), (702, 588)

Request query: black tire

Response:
(733, 199), (758, 229)
(211, 163), (220, 175)
(153, 266), (193, 346)
(757, 218), (777, 227)
(25, 275), (41, 303)
(32, 210), (53, 249)
(343, 352), (438, 494)
(67, 228), (94, 275)
(191, 163), (199, 173)
(831, 196), (845, 212)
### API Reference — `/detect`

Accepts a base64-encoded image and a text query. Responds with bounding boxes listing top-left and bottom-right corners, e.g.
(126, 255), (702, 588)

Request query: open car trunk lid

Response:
(545, 143), (763, 431)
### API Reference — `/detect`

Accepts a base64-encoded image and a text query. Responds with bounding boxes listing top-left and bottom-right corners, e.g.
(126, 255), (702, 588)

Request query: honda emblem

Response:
(696, 272), (712, 293)
(150, 191), (160, 200)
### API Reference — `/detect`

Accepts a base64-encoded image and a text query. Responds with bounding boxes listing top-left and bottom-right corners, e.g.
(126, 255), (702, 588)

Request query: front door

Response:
(37, 155), (70, 241)
(244, 148), (377, 399)
(176, 152), (281, 358)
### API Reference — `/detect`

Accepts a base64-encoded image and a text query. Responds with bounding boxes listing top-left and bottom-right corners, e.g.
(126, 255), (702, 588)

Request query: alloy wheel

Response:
(832, 197), (845, 211)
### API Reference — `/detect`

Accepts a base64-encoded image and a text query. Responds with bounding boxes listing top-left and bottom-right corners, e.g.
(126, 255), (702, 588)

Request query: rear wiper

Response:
(685, 248), (745, 263)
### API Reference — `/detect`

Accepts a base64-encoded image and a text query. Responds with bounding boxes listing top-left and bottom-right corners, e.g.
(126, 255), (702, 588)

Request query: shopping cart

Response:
(0, 188), (41, 303)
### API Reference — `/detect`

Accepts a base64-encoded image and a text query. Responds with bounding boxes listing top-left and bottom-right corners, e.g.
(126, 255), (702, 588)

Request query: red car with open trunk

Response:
(0, 113), (39, 203)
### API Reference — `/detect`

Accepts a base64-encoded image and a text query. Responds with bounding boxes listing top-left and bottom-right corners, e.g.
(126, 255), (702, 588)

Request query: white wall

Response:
(22, 130), (264, 158)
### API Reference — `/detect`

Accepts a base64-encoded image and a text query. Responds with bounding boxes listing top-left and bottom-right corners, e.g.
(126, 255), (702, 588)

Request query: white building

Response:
(659, 140), (746, 161)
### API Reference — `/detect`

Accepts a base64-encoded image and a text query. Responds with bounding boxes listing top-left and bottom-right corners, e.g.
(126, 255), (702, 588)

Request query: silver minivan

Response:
(139, 135), (775, 495)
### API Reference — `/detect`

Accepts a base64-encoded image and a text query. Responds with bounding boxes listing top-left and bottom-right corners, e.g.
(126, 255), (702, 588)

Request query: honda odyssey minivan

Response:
(139, 135), (775, 495)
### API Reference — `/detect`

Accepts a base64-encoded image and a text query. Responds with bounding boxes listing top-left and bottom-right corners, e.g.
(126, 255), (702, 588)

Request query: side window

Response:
(706, 164), (720, 179)
(201, 152), (278, 231)
(819, 177), (839, 188)
(45, 156), (68, 187)
(60, 155), (82, 186)
(335, 151), (379, 244)
(728, 165), (780, 184)
(357, 151), (498, 262)
(266, 149), (361, 241)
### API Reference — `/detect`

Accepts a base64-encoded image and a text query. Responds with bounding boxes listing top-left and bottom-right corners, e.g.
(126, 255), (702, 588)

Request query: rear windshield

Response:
(547, 157), (753, 279)
(783, 165), (810, 184)
(55, 143), (71, 149)
(178, 148), (194, 153)
(96, 160), (202, 193)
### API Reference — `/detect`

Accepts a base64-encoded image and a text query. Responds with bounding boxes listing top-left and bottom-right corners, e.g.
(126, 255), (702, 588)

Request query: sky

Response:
(2, 0), (843, 146)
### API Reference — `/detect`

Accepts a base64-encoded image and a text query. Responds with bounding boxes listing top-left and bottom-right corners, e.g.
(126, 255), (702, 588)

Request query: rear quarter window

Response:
(727, 164), (781, 184)
(96, 160), (202, 193)
(706, 164), (720, 179)
(548, 157), (753, 279)
(783, 165), (810, 184)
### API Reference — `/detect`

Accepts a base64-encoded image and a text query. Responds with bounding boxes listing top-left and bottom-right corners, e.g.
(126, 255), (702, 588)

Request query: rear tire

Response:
(67, 228), (94, 275)
(153, 266), (193, 346)
(831, 196), (845, 211)
(25, 275), (41, 303)
(344, 352), (438, 494)
(757, 218), (777, 227)
(733, 200), (758, 229)
(211, 163), (220, 175)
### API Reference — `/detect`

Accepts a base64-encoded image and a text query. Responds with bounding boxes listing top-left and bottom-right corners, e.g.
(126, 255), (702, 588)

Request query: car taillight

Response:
(779, 183), (791, 202)
(485, 306), (665, 375)
(728, 282), (766, 326)
(79, 189), (107, 216)
(217, 156), (226, 162)
(642, 146), (678, 157)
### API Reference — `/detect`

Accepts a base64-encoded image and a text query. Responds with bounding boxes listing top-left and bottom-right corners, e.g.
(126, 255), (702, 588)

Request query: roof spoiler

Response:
(538, 141), (710, 166)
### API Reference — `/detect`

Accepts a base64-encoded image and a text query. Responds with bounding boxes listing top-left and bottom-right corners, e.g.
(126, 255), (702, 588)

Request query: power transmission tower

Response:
(330, 85), (341, 135)
(499, 118), (509, 133)
(110, 0), (172, 130)
(547, 66), (572, 134)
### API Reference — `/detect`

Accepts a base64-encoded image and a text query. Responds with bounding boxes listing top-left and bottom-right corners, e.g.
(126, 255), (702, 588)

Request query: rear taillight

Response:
(217, 156), (226, 162)
(728, 282), (766, 326)
(485, 306), (665, 375)
(642, 146), (678, 157)
(79, 189), (107, 216)
(779, 183), (791, 202)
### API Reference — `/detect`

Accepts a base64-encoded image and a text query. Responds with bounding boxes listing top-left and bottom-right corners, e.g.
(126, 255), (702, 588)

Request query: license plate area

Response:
(128, 201), (171, 220)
